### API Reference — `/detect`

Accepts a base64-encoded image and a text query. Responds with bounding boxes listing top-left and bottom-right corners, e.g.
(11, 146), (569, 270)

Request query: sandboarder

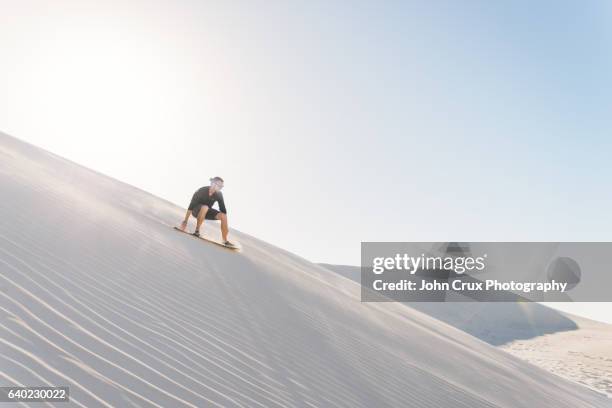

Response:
(178, 177), (236, 247)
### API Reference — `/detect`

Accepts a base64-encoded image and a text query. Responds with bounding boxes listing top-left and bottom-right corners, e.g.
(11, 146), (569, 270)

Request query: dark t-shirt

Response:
(188, 186), (227, 214)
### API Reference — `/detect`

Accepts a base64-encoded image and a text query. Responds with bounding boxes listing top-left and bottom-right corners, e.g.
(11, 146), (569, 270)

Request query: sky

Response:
(1, 0), (611, 271)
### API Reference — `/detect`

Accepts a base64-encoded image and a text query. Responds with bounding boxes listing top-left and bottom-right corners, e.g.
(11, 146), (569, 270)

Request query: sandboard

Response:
(173, 227), (241, 251)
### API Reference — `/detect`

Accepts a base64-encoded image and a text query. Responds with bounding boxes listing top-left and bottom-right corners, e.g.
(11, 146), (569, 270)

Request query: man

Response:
(178, 176), (235, 246)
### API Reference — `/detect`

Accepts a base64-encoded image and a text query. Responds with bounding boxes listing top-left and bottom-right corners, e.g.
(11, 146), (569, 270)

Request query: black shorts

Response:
(191, 205), (220, 220)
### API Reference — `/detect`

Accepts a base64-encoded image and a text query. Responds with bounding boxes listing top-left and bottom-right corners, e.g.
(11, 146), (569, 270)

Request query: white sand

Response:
(321, 264), (612, 400)
(0, 131), (609, 407)
(501, 315), (612, 398)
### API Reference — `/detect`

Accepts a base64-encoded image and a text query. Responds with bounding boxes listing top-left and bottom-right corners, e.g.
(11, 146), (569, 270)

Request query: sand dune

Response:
(501, 314), (612, 398)
(320, 264), (612, 398)
(318, 263), (581, 345)
(0, 131), (609, 407)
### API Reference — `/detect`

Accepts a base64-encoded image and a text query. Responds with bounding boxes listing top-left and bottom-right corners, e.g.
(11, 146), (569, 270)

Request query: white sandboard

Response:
(173, 227), (241, 251)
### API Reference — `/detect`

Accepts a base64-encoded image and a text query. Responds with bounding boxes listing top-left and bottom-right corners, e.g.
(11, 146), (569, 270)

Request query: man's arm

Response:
(182, 189), (201, 226)
(218, 193), (227, 214)
(182, 209), (192, 223)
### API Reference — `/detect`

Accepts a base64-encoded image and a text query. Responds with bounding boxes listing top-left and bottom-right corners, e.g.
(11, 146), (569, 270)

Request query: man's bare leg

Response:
(195, 206), (209, 234)
(179, 210), (192, 231)
(217, 212), (229, 242)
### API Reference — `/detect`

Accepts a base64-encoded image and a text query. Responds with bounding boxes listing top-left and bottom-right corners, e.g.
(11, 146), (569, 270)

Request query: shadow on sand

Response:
(319, 263), (578, 346)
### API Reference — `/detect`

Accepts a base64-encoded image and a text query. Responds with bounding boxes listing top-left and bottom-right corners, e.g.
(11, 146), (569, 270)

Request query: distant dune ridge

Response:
(0, 131), (609, 407)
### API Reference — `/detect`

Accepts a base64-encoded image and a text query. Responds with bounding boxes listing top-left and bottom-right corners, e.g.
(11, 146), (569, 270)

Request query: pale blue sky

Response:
(1, 0), (611, 269)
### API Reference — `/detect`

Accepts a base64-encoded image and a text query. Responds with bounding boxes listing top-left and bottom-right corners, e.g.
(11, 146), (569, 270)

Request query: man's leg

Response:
(216, 212), (229, 242)
(179, 210), (192, 231)
(195, 206), (209, 233)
